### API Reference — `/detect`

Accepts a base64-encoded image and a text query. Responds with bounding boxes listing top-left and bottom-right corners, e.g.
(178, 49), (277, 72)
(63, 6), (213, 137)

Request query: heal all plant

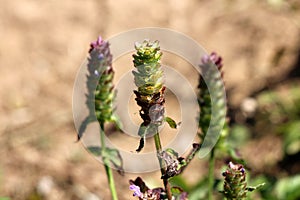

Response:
(78, 36), (263, 200)
(78, 37), (123, 200)
(130, 40), (188, 200)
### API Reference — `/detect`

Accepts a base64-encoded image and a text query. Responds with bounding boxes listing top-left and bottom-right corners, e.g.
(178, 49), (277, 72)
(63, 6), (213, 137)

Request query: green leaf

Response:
(171, 186), (188, 200)
(104, 148), (124, 175)
(87, 146), (124, 175)
(111, 114), (123, 130)
(169, 176), (190, 193)
(275, 175), (300, 200)
(171, 186), (184, 195)
(138, 123), (158, 137)
(136, 137), (145, 152)
(136, 124), (148, 152)
(138, 124), (148, 137)
(87, 146), (101, 156)
(77, 116), (96, 141)
(283, 121), (300, 155)
(165, 116), (177, 129)
(247, 183), (265, 192)
(136, 123), (158, 152)
(165, 148), (179, 159)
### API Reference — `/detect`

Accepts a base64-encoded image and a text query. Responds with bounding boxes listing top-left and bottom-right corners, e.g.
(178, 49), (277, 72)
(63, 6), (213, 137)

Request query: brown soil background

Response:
(0, 0), (300, 199)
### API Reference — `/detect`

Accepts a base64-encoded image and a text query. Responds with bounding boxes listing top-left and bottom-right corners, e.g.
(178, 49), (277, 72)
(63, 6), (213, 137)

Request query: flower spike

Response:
(132, 40), (175, 152)
(198, 52), (226, 139)
(222, 162), (247, 199)
(78, 36), (120, 140)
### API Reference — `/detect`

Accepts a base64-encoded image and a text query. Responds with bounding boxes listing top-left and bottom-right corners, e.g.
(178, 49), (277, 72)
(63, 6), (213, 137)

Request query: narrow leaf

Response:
(77, 116), (96, 141)
(136, 137), (145, 152)
(87, 146), (124, 175)
(165, 116), (177, 129)
(87, 146), (102, 156)
(247, 183), (265, 192)
(111, 114), (123, 130)
(138, 124), (148, 137)
(106, 148), (124, 175)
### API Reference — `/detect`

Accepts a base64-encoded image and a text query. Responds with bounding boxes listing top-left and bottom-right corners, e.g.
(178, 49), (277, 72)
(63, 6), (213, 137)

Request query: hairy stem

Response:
(154, 132), (172, 200)
(208, 147), (215, 200)
(100, 123), (118, 200)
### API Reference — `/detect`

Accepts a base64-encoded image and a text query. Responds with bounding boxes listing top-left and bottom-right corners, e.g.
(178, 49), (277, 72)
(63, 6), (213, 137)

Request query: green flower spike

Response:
(132, 40), (176, 152)
(198, 52), (226, 140)
(222, 162), (247, 199)
(198, 52), (227, 200)
(78, 36), (120, 140)
(78, 36), (124, 200)
(222, 162), (264, 199)
(89, 37), (115, 124)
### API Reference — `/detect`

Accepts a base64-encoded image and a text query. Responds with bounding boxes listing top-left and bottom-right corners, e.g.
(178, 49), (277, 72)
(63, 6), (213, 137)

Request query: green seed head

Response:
(133, 40), (164, 95)
(132, 40), (165, 127)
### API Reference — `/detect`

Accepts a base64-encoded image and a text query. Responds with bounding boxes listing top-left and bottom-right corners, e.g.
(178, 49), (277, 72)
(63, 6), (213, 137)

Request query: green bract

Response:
(133, 40), (164, 97)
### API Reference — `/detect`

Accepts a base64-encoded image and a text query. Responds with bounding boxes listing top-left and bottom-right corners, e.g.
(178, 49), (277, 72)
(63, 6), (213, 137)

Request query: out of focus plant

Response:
(197, 52), (227, 200)
(246, 84), (300, 200)
(274, 175), (300, 200)
(257, 85), (300, 156)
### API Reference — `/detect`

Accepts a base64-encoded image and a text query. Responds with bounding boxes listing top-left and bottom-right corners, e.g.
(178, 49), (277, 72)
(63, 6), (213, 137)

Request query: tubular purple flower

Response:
(129, 185), (142, 197)
(89, 36), (104, 52)
(201, 52), (223, 69)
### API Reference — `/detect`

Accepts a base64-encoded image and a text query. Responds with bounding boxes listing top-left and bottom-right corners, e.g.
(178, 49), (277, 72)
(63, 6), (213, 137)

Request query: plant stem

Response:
(104, 164), (118, 200)
(100, 122), (118, 200)
(208, 147), (215, 200)
(154, 131), (172, 200)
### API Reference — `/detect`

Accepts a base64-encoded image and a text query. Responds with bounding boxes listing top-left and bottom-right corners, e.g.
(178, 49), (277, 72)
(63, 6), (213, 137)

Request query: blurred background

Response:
(0, 0), (299, 199)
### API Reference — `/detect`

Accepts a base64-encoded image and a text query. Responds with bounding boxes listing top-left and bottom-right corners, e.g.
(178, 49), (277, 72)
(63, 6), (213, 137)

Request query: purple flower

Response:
(89, 36), (104, 52)
(240, 167), (245, 174)
(129, 184), (142, 197)
(98, 53), (104, 60)
(228, 161), (245, 174)
(201, 52), (223, 69)
(201, 54), (210, 65)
